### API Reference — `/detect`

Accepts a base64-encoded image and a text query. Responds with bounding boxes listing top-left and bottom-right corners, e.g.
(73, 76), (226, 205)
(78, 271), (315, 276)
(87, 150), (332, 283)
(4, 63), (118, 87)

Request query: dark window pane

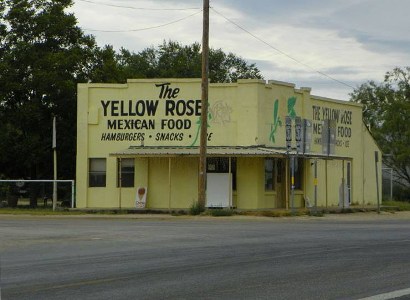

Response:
(118, 158), (135, 187)
(89, 158), (106, 187)
(265, 158), (275, 191)
(292, 158), (303, 190)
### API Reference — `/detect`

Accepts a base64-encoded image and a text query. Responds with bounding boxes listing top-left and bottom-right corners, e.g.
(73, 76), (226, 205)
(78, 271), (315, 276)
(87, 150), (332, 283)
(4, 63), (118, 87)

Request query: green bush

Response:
(189, 202), (205, 215)
(393, 186), (410, 202)
(382, 200), (410, 211)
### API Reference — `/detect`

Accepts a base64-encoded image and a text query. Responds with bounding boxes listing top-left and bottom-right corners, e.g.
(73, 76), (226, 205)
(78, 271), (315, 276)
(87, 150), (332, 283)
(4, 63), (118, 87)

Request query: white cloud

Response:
(69, 0), (410, 100)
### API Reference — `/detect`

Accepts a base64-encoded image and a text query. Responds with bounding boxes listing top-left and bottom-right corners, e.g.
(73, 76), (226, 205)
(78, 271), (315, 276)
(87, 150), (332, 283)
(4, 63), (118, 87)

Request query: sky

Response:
(69, 0), (410, 100)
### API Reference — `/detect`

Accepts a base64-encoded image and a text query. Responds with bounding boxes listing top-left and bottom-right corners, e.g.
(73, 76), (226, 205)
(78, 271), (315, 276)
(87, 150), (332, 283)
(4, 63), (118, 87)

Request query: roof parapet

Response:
(267, 80), (295, 88)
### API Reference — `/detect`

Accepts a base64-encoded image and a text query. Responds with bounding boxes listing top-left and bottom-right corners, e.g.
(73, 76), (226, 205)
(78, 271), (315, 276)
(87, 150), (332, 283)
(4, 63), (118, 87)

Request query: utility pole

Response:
(198, 0), (209, 208)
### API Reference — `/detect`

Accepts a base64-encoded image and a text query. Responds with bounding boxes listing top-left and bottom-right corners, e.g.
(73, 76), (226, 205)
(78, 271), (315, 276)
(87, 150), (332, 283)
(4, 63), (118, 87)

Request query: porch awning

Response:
(110, 146), (352, 160)
(110, 146), (286, 157)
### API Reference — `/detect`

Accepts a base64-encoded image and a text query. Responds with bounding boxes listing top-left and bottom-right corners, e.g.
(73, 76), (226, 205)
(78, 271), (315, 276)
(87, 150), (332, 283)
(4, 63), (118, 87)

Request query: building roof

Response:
(110, 146), (351, 160)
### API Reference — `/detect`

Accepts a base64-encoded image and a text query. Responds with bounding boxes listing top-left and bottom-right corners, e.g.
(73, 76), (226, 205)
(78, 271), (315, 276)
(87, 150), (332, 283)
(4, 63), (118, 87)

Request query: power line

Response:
(211, 7), (355, 90)
(77, 0), (201, 11)
(83, 10), (202, 33)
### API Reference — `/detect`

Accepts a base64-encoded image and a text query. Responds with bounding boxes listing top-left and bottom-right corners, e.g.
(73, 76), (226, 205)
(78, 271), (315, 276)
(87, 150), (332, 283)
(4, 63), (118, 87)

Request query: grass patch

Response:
(307, 209), (324, 217)
(93, 210), (128, 215)
(340, 208), (354, 213)
(208, 209), (234, 217)
(171, 210), (188, 216)
(0, 207), (86, 215)
(260, 210), (292, 217)
(239, 209), (308, 218)
(382, 200), (410, 211)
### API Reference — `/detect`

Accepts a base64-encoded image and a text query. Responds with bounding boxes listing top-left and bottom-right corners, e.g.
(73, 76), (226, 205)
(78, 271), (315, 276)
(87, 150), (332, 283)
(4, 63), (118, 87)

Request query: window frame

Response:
(89, 158), (107, 187)
(117, 158), (135, 188)
(292, 157), (304, 190)
(264, 158), (276, 191)
(207, 157), (237, 191)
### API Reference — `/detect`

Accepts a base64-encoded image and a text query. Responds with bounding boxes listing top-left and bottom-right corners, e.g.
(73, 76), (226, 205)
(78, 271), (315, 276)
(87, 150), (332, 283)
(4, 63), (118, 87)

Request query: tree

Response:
(350, 67), (410, 197)
(117, 40), (263, 83)
(0, 0), (263, 207)
(0, 0), (98, 206)
(89, 45), (126, 83)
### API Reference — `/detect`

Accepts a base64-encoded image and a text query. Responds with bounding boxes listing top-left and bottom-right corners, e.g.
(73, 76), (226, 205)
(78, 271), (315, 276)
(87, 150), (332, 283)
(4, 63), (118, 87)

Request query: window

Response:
(207, 157), (237, 190)
(291, 158), (304, 190)
(231, 158), (237, 191)
(117, 158), (135, 187)
(265, 158), (275, 191)
(89, 158), (106, 187)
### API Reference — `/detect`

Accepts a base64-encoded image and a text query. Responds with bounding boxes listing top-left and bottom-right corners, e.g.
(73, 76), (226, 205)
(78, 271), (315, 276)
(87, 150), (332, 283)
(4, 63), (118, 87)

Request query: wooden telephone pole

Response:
(198, 0), (209, 208)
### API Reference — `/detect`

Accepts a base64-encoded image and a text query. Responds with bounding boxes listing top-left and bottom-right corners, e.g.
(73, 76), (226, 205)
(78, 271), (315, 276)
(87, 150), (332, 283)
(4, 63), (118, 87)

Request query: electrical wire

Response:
(211, 7), (355, 90)
(77, 1), (355, 90)
(77, 0), (201, 11)
(83, 9), (202, 33)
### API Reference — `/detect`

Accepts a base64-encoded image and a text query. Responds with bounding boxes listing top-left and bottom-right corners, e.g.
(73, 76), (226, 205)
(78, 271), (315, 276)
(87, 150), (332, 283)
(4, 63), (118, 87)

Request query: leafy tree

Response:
(350, 67), (410, 196)
(0, 0), (263, 207)
(117, 40), (263, 83)
(90, 45), (126, 83)
(0, 0), (98, 205)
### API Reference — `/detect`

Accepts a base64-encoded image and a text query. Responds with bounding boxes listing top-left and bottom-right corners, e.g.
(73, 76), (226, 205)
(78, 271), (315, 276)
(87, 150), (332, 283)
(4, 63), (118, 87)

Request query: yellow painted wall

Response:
(76, 78), (382, 209)
(236, 158), (262, 209)
(76, 84), (89, 208)
(147, 158), (169, 209)
(362, 124), (382, 206)
(86, 157), (119, 208)
(263, 192), (277, 209)
(169, 157), (198, 209)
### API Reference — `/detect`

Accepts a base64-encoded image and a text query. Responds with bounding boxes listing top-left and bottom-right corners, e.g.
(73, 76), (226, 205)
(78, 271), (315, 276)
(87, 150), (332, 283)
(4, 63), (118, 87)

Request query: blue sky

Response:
(70, 0), (410, 100)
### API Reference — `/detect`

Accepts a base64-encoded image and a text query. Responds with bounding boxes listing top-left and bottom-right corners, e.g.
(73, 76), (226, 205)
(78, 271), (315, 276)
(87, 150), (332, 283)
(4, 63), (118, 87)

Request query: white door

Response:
(206, 173), (231, 208)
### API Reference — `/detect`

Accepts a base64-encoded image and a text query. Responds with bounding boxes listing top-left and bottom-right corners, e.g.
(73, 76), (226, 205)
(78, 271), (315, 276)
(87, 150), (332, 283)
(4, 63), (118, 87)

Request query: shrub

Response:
(393, 186), (410, 202)
(382, 200), (410, 211)
(189, 202), (205, 215)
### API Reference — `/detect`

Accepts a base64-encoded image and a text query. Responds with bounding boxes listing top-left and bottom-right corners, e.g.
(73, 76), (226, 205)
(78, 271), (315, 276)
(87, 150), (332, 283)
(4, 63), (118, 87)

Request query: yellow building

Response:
(76, 78), (381, 210)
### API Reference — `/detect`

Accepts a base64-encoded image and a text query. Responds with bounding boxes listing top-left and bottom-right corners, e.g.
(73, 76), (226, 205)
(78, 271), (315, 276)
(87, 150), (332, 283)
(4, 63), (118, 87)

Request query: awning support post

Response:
(168, 157), (172, 211)
(118, 158), (122, 209)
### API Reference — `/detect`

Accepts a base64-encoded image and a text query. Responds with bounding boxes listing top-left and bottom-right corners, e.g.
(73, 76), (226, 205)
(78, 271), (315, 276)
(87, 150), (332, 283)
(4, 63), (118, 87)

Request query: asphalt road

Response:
(1, 213), (410, 300)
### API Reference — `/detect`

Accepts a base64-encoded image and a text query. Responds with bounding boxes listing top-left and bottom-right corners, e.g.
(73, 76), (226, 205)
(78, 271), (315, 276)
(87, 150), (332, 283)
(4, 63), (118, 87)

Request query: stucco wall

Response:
(76, 79), (381, 209)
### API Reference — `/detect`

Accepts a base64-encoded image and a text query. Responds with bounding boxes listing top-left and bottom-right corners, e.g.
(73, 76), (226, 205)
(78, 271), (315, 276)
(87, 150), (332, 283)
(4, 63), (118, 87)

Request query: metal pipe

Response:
(71, 180), (75, 208)
(314, 159), (317, 213)
(342, 160), (345, 209)
(168, 157), (172, 211)
(291, 156), (295, 213)
(229, 157), (232, 208)
(375, 151), (380, 214)
(119, 158), (122, 209)
(325, 160), (328, 208)
(390, 168), (393, 200)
